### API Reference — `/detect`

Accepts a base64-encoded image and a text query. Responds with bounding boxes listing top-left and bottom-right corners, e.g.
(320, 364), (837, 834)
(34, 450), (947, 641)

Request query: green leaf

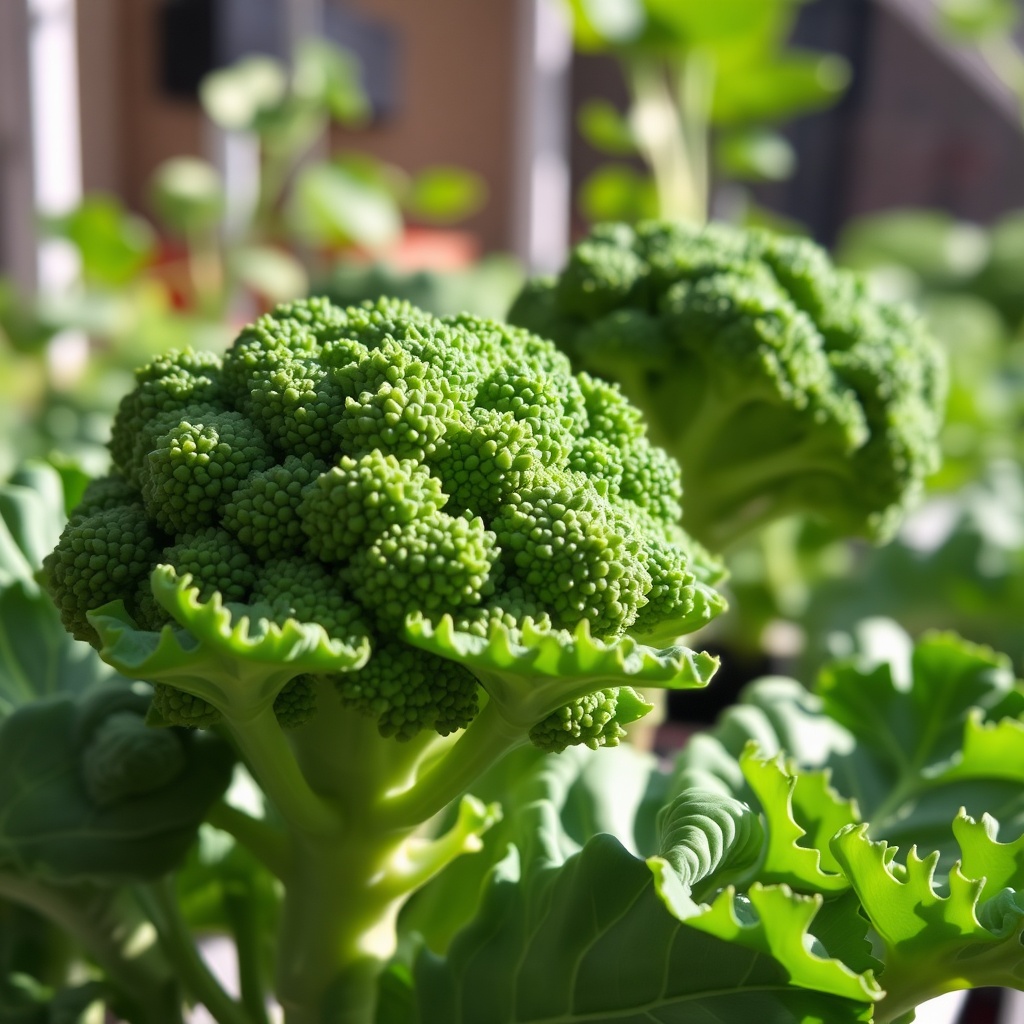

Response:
(837, 209), (990, 283)
(229, 245), (308, 304)
(0, 466), (128, 719)
(567, 0), (645, 50)
(938, 0), (1019, 39)
(0, 688), (234, 883)
(832, 824), (1024, 1015)
(716, 128), (796, 181)
(577, 100), (637, 155)
(404, 167), (486, 223)
(289, 161), (403, 251)
(680, 884), (880, 1005)
(578, 165), (659, 224)
(148, 158), (225, 237)
(88, 566), (371, 721)
(417, 832), (878, 1022)
(953, 811), (1024, 901)
(712, 51), (850, 125)
(818, 632), (1018, 777)
(739, 745), (855, 893)
(200, 56), (288, 131)
(293, 39), (370, 125)
(42, 196), (155, 287)
(404, 611), (717, 729)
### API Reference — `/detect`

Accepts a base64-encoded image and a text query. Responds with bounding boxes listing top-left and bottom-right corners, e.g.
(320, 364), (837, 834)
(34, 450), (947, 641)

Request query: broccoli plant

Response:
(41, 296), (724, 1023)
(30, 278), (1021, 1022)
(509, 219), (947, 549)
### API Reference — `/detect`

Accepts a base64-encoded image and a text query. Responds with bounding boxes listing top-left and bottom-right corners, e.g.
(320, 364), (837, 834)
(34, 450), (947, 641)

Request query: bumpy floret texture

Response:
(528, 687), (650, 753)
(46, 297), (714, 740)
(509, 220), (947, 546)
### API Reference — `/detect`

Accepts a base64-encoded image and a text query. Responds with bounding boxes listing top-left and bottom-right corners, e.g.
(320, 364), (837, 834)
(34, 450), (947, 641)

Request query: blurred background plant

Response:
(0, 36), (510, 480)
(566, 0), (850, 225)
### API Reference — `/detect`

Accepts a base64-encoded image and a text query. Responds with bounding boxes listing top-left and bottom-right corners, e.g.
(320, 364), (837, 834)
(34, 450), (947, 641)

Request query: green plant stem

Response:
(0, 873), (182, 1024)
(226, 705), (342, 837)
(376, 698), (527, 831)
(206, 800), (290, 878)
(625, 51), (714, 223)
(137, 879), (252, 1024)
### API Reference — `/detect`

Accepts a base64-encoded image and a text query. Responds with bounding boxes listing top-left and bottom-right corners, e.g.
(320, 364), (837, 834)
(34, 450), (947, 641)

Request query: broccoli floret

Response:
(508, 220), (947, 548)
(43, 503), (160, 643)
(528, 686), (651, 753)
(47, 297), (719, 745)
(273, 675), (318, 729)
(222, 454), (327, 561)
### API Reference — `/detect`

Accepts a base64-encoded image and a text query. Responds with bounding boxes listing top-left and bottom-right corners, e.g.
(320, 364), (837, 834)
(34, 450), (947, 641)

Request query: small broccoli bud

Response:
(81, 710), (187, 805)
(529, 686), (652, 753)
(222, 454), (328, 561)
(150, 684), (222, 729)
(140, 410), (275, 534)
(345, 511), (500, 629)
(273, 675), (318, 729)
(73, 473), (139, 519)
(298, 451), (448, 563)
(336, 640), (479, 739)
(251, 557), (370, 649)
(137, 527), (256, 630)
(43, 504), (160, 644)
(491, 484), (650, 638)
(109, 349), (223, 479)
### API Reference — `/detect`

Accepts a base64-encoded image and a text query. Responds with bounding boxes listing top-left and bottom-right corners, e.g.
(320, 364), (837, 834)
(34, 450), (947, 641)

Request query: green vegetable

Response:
(508, 219), (947, 549)
(42, 296), (723, 1022)
(411, 629), (1024, 1023)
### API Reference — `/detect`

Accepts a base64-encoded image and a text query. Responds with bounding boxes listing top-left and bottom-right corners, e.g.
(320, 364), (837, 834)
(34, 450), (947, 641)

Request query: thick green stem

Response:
(271, 687), (438, 1024)
(226, 705), (342, 837)
(0, 873), (182, 1024)
(376, 699), (527, 831)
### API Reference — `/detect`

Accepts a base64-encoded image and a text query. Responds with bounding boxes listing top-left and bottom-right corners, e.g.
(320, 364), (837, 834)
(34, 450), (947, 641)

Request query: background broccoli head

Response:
(508, 220), (947, 549)
(44, 297), (722, 744)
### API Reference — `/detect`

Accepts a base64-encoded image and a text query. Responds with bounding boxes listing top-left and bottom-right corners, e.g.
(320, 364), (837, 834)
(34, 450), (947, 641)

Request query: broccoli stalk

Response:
(508, 220), (947, 549)
(47, 297), (723, 1024)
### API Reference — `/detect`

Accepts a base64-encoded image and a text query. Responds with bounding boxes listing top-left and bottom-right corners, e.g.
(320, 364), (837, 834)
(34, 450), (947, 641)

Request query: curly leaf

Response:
(740, 745), (856, 894)
(648, 785), (764, 914)
(0, 689), (234, 883)
(404, 611), (717, 727)
(832, 824), (1024, 1017)
(954, 811), (1024, 901)
(674, 631), (1024, 865)
(88, 567), (370, 720)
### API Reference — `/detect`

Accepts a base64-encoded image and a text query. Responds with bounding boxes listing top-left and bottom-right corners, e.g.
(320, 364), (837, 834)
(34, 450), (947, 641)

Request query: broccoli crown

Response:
(46, 297), (717, 741)
(508, 220), (947, 547)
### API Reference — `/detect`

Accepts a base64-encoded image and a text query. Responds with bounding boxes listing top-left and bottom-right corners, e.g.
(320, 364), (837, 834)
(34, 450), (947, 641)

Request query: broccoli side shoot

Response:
(509, 220), (947, 549)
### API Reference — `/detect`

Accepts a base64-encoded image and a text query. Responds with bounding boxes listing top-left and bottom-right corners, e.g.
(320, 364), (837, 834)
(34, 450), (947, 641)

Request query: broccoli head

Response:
(508, 220), (947, 549)
(44, 297), (723, 747)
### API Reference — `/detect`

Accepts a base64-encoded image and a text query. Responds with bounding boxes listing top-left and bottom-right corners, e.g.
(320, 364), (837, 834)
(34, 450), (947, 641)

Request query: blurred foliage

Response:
(567, 0), (849, 223)
(0, 40), (492, 482)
